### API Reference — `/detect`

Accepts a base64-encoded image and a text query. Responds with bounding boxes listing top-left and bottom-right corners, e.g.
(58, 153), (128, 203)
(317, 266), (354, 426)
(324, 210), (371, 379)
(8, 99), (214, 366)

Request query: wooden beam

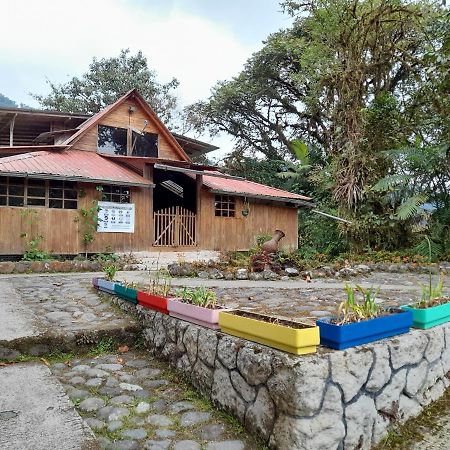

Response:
(196, 174), (203, 246)
(9, 114), (17, 146)
(153, 163), (244, 180)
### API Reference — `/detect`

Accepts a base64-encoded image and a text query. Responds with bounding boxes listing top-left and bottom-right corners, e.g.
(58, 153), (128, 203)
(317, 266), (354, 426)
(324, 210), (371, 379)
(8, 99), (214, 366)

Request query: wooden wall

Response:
(73, 99), (184, 161)
(0, 183), (151, 256)
(197, 190), (298, 251)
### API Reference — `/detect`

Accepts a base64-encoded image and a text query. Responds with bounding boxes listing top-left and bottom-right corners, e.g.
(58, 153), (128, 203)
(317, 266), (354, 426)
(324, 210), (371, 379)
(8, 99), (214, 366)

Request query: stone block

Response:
(388, 331), (428, 369)
(425, 327), (445, 363)
(330, 348), (373, 403)
(245, 386), (275, 440)
(236, 345), (273, 386)
(269, 385), (345, 450)
(267, 355), (329, 416)
(198, 328), (218, 367)
(344, 395), (377, 450)
(230, 370), (256, 402)
(365, 345), (391, 392)
(405, 360), (428, 397)
(183, 326), (199, 365)
(398, 395), (421, 422)
(0, 261), (15, 274)
(375, 368), (407, 416)
(217, 336), (241, 370)
(211, 362), (246, 421)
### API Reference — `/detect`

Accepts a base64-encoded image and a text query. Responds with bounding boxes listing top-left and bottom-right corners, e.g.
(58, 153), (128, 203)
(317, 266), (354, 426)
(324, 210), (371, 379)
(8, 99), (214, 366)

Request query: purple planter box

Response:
(167, 298), (225, 329)
(92, 277), (99, 288)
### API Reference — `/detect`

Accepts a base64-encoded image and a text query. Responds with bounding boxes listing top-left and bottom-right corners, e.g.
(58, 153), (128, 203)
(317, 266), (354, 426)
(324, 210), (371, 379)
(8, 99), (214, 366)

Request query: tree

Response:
(0, 93), (17, 108)
(192, 0), (442, 211)
(32, 49), (180, 126)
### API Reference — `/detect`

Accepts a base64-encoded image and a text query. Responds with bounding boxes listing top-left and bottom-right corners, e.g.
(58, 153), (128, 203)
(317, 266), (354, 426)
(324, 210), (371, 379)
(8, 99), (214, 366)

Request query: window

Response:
(215, 194), (235, 217)
(0, 177), (77, 209)
(98, 125), (128, 155)
(49, 180), (78, 209)
(131, 131), (158, 157)
(101, 185), (131, 203)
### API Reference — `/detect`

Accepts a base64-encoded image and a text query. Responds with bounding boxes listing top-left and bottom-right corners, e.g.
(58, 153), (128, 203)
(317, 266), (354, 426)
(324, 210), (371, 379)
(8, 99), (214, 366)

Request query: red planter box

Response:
(137, 291), (169, 314)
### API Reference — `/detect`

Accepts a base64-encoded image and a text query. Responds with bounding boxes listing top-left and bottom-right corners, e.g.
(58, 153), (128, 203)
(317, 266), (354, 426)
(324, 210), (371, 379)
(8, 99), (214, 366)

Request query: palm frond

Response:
(371, 174), (412, 192)
(413, 237), (443, 260)
(395, 194), (428, 220)
(289, 139), (309, 165)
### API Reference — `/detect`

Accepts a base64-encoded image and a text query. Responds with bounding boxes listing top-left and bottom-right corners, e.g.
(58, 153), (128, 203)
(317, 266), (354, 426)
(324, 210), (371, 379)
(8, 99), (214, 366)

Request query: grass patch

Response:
(88, 338), (116, 357)
(373, 387), (450, 449)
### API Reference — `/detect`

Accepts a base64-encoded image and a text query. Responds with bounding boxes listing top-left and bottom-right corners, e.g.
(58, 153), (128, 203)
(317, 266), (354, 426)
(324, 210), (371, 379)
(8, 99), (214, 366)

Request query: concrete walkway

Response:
(0, 363), (99, 450)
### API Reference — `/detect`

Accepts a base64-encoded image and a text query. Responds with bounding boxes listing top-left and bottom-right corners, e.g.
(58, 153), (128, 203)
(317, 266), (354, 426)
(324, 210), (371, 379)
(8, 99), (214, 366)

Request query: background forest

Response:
(2, 0), (449, 262)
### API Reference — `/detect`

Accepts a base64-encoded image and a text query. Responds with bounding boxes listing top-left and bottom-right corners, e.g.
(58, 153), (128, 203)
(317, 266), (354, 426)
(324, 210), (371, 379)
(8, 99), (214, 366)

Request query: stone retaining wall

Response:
(113, 298), (450, 450)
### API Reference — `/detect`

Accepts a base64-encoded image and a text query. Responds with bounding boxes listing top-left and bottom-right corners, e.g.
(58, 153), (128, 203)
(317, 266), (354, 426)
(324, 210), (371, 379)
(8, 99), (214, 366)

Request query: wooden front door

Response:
(153, 206), (197, 247)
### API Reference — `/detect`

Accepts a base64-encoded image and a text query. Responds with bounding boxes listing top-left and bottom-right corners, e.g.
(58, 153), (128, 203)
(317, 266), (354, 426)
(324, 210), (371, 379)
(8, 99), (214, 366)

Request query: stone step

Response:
(0, 362), (99, 450)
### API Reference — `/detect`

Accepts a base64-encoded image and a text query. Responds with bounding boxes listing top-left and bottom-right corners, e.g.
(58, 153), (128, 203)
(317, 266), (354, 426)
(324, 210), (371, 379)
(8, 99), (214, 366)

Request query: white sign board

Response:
(97, 201), (135, 233)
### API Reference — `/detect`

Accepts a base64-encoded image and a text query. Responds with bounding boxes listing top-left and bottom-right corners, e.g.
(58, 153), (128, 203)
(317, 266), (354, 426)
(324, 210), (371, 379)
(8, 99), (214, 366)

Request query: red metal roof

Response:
(202, 172), (311, 202)
(0, 150), (151, 186)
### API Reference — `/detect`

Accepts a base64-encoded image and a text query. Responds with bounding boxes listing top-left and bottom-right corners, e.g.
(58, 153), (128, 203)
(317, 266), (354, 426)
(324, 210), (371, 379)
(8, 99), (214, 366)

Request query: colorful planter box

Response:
(167, 298), (223, 329)
(92, 277), (99, 288)
(317, 309), (413, 350)
(137, 291), (168, 314)
(219, 310), (319, 355)
(114, 284), (138, 305)
(402, 301), (450, 329)
(97, 279), (116, 295)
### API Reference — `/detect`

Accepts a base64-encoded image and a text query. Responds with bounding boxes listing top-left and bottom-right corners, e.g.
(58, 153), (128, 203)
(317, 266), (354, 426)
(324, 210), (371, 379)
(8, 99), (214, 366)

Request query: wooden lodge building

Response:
(0, 89), (311, 256)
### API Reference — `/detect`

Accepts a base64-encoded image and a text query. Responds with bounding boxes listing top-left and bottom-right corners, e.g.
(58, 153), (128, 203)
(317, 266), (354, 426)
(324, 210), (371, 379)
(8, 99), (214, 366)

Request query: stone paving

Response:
(51, 350), (259, 450)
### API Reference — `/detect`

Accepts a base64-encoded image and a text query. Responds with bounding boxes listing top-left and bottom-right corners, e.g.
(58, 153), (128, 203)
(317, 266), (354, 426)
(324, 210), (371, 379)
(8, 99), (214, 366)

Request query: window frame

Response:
(100, 185), (132, 204)
(214, 194), (236, 218)
(0, 177), (78, 209)
(97, 124), (159, 158)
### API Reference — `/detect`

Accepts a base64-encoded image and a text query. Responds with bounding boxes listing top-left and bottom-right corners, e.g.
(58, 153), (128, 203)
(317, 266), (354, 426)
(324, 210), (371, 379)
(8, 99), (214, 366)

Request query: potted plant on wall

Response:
(114, 279), (138, 305)
(401, 238), (450, 328)
(136, 270), (171, 314)
(317, 285), (413, 350)
(168, 287), (225, 329)
(95, 263), (118, 294)
(219, 309), (320, 355)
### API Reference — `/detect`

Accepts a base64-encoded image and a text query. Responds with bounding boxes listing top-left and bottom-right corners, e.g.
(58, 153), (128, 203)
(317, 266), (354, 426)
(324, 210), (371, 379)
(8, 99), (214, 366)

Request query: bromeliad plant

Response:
(176, 287), (219, 309)
(336, 284), (380, 325)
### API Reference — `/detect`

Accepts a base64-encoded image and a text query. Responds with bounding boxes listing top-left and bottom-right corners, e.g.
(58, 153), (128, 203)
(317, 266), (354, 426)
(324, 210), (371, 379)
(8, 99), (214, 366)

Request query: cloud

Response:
(0, 0), (255, 106)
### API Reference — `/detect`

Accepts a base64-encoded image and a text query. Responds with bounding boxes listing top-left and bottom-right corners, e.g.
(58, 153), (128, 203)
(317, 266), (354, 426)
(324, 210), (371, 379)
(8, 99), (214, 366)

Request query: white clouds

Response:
(0, 0), (255, 106)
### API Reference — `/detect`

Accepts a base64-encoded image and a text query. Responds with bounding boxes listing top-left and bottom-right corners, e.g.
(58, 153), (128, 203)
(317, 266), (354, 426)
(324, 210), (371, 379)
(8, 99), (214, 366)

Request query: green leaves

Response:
(395, 194), (428, 221)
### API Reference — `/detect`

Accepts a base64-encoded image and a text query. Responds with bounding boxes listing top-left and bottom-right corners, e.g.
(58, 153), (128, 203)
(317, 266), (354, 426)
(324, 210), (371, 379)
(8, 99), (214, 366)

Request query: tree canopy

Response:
(33, 49), (180, 126)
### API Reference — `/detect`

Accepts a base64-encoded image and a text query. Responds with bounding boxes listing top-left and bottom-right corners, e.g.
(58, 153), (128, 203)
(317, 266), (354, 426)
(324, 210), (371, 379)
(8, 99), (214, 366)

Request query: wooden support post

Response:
(196, 174), (202, 246)
(9, 114), (17, 146)
(143, 164), (154, 247)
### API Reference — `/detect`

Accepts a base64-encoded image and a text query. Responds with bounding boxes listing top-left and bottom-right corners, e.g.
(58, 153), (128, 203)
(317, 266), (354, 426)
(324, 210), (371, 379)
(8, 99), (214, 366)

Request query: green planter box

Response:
(402, 301), (450, 329)
(114, 284), (138, 304)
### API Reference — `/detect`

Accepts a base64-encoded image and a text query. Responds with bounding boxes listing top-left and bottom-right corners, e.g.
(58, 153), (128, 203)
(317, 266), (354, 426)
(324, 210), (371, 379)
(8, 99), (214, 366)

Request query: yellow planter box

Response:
(219, 310), (319, 355)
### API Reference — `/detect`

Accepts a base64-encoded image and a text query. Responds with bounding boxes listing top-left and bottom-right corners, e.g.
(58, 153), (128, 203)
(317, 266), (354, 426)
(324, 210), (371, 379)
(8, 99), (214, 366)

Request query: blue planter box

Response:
(317, 310), (413, 350)
(114, 284), (138, 304)
(97, 279), (116, 295)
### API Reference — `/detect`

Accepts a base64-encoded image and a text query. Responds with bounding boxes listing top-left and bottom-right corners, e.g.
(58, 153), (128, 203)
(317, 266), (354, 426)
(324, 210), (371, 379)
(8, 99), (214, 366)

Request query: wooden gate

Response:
(153, 206), (197, 247)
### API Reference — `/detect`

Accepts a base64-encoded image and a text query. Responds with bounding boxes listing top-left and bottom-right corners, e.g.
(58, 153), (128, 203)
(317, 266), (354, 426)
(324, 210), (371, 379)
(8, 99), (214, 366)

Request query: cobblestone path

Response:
(52, 350), (260, 450)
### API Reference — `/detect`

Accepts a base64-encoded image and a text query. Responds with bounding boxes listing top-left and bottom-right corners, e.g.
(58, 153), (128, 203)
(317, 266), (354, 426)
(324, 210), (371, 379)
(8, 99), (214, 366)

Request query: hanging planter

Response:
(137, 291), (168, 314)
(219, 310), (319, 355)
(317, 309), (413, 350)
(114, 283), (138, 305)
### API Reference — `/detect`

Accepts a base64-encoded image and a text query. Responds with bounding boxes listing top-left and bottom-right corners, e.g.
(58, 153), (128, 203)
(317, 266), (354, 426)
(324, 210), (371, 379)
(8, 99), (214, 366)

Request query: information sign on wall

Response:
(97, 201), (135, 233)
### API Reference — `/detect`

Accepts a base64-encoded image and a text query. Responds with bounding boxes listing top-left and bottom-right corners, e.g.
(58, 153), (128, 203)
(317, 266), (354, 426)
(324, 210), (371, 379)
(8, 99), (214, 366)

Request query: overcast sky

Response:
(0, 0), (291, 157)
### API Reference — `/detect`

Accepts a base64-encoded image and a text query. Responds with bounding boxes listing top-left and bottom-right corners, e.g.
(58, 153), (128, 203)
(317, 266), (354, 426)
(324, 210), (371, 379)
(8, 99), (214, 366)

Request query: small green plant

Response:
(103, 263), (118, 281)
(75, 199), (101, 258)
(337, 284), (380, 324)
(148, 269), (172, 297)
(20, 209), (51, 261)
(176, 286), (218, 309)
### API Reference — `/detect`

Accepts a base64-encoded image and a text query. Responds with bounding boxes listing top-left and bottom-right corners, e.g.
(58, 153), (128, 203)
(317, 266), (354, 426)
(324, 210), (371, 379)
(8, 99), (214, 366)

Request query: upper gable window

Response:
(131, 130), (158, 157)
(98, 125), (128, 155)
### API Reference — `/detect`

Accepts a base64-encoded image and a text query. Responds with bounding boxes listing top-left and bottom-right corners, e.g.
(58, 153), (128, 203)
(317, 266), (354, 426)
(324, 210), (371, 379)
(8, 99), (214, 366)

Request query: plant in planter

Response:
(317, 284), (412, 350)
(114, 279), (138, 304)
(168, 287), (225, 329)
(401, 237), (450, 328)
(136, 270), (172, 313)
(219, 310), (319, 355)
(95, 262), (119, 293)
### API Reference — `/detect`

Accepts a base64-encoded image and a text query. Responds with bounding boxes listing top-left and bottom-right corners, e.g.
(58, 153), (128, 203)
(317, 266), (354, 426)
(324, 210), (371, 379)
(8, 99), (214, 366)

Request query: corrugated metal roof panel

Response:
(0, 150), (151, 186)
(202, 172), (311, 202)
